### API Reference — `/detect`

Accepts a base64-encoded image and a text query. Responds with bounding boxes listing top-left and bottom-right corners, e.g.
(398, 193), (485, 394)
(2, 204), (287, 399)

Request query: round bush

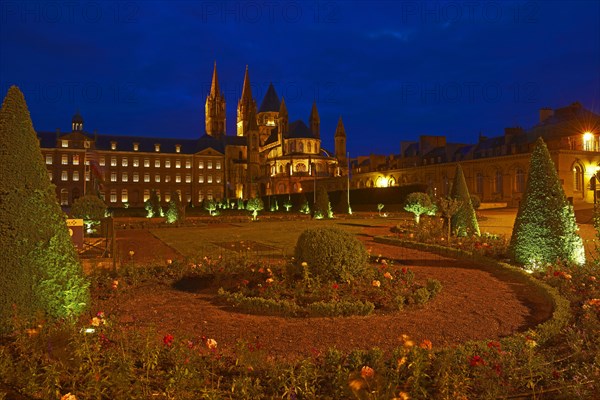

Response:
(294, 227), (369, 282)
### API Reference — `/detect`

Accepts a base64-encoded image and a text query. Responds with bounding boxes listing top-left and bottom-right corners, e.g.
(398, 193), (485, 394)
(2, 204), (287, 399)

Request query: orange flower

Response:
(91, 317), (102, 327)
(360, 365), (375, 379)
(384, 272), (394, 280)
(372, 280), (381, 287)
(61, 394), (77, 400)
(419, 339), (432, 350)
(206, 338), (217, 349)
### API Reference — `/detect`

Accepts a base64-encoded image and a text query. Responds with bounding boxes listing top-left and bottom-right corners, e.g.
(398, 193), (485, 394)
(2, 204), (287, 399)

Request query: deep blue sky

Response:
(1, 0), (599, 156)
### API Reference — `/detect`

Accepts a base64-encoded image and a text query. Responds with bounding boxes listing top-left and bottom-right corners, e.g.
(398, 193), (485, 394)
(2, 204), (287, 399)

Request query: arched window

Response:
(476, 172), (484, 195)
(308, 142), (312, 153)
(299, 142), (304, 153)
(494, 170), (503, 194)
(60, 188), (69, 205)
(574, 165), (583, 191)
(515, 168), (526, 193)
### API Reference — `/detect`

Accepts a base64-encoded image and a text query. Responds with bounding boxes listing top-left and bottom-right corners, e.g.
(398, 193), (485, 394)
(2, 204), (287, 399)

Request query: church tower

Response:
(72, 111), (84, 132)
(247, 107), (260, 197)
(237, 66), (257, 137)
(309, 101), (320, 139)
(278, 97), (288, 154)
(205, 62), (226, 139)
(335, 116), (347, 165)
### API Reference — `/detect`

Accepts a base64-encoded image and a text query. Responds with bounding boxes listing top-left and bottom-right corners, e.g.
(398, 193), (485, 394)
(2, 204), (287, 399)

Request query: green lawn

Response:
(151, 217), (397, 260)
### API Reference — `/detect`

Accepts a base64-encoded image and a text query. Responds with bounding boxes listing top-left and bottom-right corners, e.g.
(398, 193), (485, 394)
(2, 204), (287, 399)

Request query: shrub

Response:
(314, 185), (331, 219)
(165, 191), (185, 224)
(470, 194), (481, 210)
(70, 194), (107, 232)
(144, 190), (162, 218)
(509, 137), (585, 269)
(246, 197), (264, 220)
(450, 164), (480, 236)
(294, 227), (369, 282)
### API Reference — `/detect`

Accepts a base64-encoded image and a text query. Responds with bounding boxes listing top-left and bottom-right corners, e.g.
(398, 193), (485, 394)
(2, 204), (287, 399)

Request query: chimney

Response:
(539, 107), (554, 123)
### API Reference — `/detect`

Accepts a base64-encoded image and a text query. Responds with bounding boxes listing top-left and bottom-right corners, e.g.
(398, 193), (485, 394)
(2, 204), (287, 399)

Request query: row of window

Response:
(53, 170), (221, 184)
(102, 189), (215, 203)
(46, 153), (221, 170)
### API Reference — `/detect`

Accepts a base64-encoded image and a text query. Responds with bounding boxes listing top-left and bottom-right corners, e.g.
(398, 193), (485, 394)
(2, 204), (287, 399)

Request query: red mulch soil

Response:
(105, 225), (553, 362)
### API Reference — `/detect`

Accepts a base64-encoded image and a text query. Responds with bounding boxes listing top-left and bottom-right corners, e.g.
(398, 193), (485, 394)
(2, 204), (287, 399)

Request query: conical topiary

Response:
(509, 137), (585, 269)
(0, 86), (89, 333)
(450, 164), (480, 236)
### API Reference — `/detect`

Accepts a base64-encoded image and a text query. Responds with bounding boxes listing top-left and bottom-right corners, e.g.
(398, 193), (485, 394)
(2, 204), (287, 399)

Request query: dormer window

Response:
(175, 144), (181, 153)
(111, 141), (117, 150)
(62, 140), (68, 148)
(133, 142), (139, 151)
(155, 144), (160, 152)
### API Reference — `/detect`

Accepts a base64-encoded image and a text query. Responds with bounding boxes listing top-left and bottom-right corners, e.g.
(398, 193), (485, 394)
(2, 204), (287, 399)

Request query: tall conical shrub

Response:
(450, 164), (480, 236)
(509, 137), (585, 269)
(0, 86), (89, 333)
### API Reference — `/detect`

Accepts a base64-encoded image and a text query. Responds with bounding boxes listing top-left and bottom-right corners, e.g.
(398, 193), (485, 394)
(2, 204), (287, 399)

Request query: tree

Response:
(509, 137), (585, 269)
(450, 164), (480, 236)
(144, 189), (163, 218)
(165, 191), (185, 224)
(246, 197), (264, 220)
(204, 199), (217, 216)
(298, 192), (310, 214)
(404, 192), (435, 224)
(437, 197), (462, 242)
(314, 185), (331, 219)
(70, 194), (107, 232)
(0, 86), (89, 333)
(283, 196), (293, 212)
(335, 191), (351, 214)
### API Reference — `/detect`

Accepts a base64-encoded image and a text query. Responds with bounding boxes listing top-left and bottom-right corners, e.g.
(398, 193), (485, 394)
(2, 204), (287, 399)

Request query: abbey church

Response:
(37, 64), (347, 207)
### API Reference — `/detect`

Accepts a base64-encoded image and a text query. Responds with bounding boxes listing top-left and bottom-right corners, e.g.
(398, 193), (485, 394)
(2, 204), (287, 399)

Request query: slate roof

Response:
(287, 120), (315, 139)
(263, 126), (279, 146)
(258, 83), (281, 113)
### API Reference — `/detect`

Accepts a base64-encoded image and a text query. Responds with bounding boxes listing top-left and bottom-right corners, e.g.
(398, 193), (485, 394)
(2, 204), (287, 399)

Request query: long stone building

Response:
(37, 63), (347, 207)
(349, 102), (600, 206)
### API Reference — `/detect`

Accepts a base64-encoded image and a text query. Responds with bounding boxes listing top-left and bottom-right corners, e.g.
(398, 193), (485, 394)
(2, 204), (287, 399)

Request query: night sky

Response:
(1, 0), (599, 156)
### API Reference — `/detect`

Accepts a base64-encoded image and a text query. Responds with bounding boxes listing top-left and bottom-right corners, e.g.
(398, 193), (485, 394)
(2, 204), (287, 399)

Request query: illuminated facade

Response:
(350, 102), (600, 206)
(37, 64), (347, 207)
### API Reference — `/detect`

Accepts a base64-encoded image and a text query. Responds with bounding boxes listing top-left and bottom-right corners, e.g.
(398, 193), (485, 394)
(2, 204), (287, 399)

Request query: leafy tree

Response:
(246, 197), (264, 220)
(450, 164), (480, 236)
(297, 192), (310, 214)
(70, 194), (107, 232)
(509, 137), (585, 269)
(283, 197), (293, 212)
(204, 199), (218, 216)
(438, 197), (462, 242)
(404, 192), (435, 224)
(144, 189), (163, 218)
(314, 185), (330, 219)
(165, 191), (185, 224)
(0, 86), (89, 333)
(237, 198), (245, 210)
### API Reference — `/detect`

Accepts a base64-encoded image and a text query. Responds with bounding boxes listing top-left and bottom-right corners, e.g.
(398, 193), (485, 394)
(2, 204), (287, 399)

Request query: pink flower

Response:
(163, 334), (174, 347)
(332, 283), (339, 290)
(469, 355), (486, 367)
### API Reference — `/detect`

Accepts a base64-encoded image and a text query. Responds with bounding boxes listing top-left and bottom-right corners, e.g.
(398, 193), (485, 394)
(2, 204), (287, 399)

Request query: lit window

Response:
(199, 175), (204, 183)
(48, 171), (53, 181)
(45, 154), (53, 164)
(143, 189), (150, 202)
(62, 140), (68, 148)
(186, 192), (191, 202)
(185, 174), (191, 183)
(73, 171), (79, 181)
(175, 160), (181, 168)
(122, 158), (128, 167)
(144, 173), (150, 182)
(61, 171), (68, 181)
(216, 161), (221, 170)
(133, 158), (139, 167)
(176, 174), (181, 183)
(155, 174), (160, 183)
(175, 144), (181, 153)
(133, 172), (139, 182)
(111, 172), (117, 182)
(208, 161), (213, 169)
(155, 159), (160, 168)
(165, 192), (171, 202)
(61, 154), (68, 165)
(185, 160), (191, 169)
(111, 141), (117, 150)
(85, 171), (90, 181)
(72, 155), (80, 165)
(207, 190), (213, 200)
(121, 189), (128, 203)
(216, 175), (221, 183)
(60, 188), (68, 205)
(165, 175), (171, 183)
(122, 172), (128, 182)
(144, 159), (150, 167)
(208, 175), (213, 183)
(198, 190), (204, 202)
(198, 161), (204, 169)
(99, 157), (105, 166)
(154, 144), (160, 152)
(165, 159), (171, 168)
(133, 143), (139, 151)
(111, 157), (117, 167)
(110, 190), (117, 203)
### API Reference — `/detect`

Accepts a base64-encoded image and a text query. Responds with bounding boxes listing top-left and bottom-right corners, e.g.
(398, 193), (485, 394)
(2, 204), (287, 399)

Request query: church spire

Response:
(240, 65), (253, 105)
(335, 116), (346, 137)
(279, 96), (288, 117)
(210, 61), (220, 97)
(237, 65), (257, 136)
(335, 115), (347, 165)
(309, 101), (320, 139)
